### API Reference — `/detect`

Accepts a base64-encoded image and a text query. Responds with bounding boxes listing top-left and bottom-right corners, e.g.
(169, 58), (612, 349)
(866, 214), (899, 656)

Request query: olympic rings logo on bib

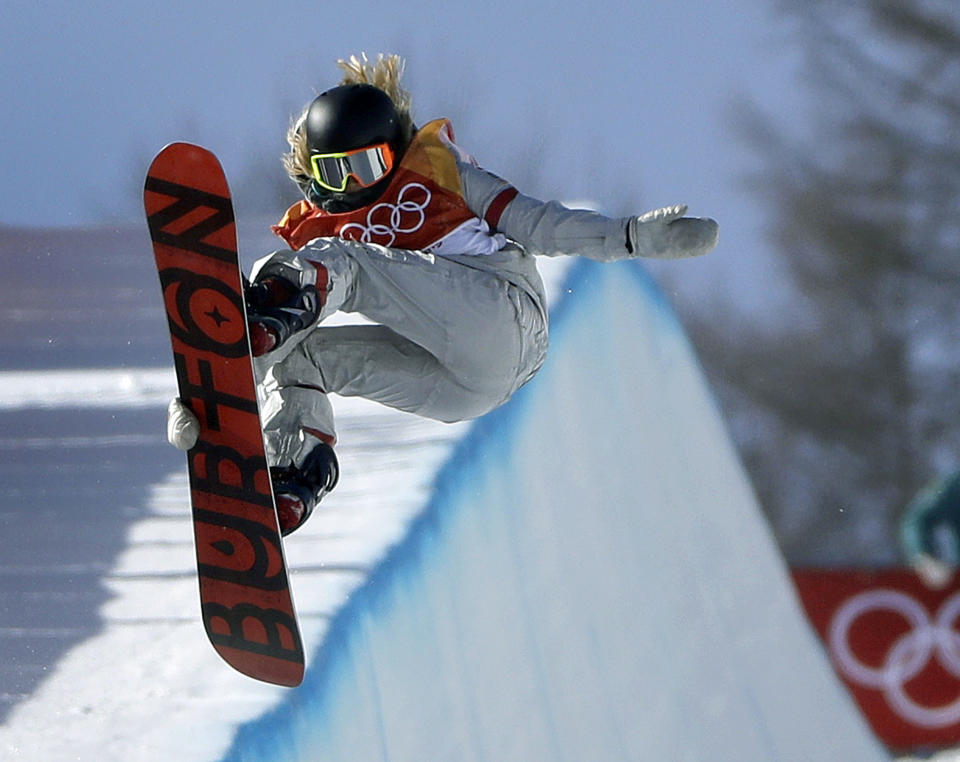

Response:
(339, 183), (432, 247)
(829, 588), (960, 729)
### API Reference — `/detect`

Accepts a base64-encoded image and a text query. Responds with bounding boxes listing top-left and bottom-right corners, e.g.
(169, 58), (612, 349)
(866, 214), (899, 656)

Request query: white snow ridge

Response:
(0, 258), (889, 761)
(221, 259), (887, 761)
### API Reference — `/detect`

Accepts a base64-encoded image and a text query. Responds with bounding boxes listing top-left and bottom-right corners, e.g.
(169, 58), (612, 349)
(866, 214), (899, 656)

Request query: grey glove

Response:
(627, 204), (718, 259)
(167, 397), (199, 451)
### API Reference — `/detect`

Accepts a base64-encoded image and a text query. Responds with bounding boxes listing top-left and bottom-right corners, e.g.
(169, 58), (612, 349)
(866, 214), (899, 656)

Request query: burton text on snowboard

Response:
(144, 142), (304, 686)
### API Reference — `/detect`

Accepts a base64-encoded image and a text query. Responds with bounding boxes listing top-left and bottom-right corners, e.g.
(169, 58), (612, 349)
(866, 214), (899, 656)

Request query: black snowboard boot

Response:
(270, 440), (340, 535)
(245, 276), (320, 357)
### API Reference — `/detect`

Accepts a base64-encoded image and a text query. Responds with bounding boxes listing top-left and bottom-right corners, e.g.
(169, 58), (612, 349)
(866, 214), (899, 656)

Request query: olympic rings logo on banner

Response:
(829, 589), (960, 728)
(340, 183), (432, 247)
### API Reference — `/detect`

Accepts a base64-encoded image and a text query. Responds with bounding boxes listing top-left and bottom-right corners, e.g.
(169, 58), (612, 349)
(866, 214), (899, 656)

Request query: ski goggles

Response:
(309, 143), (396, 193)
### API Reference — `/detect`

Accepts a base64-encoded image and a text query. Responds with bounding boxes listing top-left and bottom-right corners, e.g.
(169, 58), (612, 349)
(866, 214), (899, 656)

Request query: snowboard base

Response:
(145, 142), (304, 686)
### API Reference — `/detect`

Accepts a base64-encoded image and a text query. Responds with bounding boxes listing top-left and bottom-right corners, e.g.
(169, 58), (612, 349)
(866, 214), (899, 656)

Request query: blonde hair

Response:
(282, 53), (414, 186)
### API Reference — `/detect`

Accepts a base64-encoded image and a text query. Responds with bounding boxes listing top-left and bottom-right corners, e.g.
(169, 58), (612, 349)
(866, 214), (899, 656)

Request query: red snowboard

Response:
(145, 143), (304, 686)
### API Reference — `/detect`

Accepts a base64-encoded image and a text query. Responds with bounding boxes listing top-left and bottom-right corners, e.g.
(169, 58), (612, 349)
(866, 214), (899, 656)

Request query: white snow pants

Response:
(252, 237), (548, 468)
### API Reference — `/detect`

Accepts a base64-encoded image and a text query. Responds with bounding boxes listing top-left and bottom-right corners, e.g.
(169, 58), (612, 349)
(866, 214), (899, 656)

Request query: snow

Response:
(0, 254), (901, 760)
(217, 258), (888, 761)
(0, 256), (569, 760)
(0, 391), (472, 760)
(0, 368), (178, 410)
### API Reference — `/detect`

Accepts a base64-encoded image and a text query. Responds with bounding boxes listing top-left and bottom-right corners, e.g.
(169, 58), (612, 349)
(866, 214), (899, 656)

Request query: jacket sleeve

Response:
(457, 161), (633, 261)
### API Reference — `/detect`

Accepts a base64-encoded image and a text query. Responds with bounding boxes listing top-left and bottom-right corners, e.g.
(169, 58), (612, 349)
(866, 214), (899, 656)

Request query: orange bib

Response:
(273, 119), (476, 252)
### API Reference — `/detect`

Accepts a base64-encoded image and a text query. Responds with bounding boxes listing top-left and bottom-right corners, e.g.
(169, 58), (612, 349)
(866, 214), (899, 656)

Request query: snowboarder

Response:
(166, 53), (719, 535)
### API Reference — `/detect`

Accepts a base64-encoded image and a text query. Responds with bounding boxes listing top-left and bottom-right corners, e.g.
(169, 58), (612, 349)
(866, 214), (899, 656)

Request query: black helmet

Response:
(302, 84), (405, 211)
(305, 83), (403, 156)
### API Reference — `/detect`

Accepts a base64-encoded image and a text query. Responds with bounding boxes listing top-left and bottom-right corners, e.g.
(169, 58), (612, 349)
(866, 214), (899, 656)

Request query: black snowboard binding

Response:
(244, 275), (320, 357)
(270, 440), (340, 535)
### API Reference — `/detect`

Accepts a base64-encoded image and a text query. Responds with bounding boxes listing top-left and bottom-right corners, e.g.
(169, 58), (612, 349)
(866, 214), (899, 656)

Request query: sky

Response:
(2, 0), (811, 309)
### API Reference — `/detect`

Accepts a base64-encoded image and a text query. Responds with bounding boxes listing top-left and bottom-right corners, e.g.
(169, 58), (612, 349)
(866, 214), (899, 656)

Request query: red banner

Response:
(792, 568), (960, 751)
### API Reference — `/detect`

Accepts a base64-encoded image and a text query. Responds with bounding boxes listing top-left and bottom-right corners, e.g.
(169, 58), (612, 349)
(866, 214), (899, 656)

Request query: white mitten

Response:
(627, 204), (718, 259)
(167, 397), (200, 451)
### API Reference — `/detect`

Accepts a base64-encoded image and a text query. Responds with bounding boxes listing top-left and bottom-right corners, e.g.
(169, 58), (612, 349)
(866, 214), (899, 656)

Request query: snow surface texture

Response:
(221, 259), (887, 762)
(0, 391), (469, 761)
(0, 257), (567, 761)
(0, 255), (894, 760)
